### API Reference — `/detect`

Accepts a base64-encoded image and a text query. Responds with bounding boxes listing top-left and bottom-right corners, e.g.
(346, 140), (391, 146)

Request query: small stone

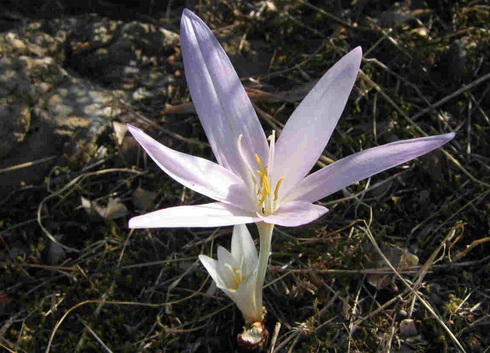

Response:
(399, 319), (418, 337)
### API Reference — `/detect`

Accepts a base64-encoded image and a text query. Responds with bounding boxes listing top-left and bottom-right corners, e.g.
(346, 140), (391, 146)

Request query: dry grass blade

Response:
(78, 318), (114, 353)
(0, 156), (57, 174)
(268, 321), (282, 353)
(45, 272), (210, 353)
(451, 236), (490, 262)
(0, 342), (17, 353)
(359, 70), (490, 189)
(409, 71), (490, 122)
(363, 220), (468, 353)
(37, 168), (143, 253)
(411, 223), (464, 292)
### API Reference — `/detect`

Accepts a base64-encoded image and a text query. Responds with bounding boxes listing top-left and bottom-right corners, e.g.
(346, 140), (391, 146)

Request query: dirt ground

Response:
(1, 1), (489, 352)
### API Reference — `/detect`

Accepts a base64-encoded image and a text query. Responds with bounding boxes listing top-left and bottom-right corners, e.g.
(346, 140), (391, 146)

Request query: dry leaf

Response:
(112, 121), (128, 145)
(81, 196), (128, 220)
(132, 187), (158, 210)
(81, 196), (98, 217)
(365, 245), (419, 289)
(98, 198), (128, 220)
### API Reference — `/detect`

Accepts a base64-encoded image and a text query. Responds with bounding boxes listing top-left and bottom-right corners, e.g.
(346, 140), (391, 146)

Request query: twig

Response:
(268, 322), (282, 353)
(451, 236), (490, 263)
(409, 71), (490, 122)
(0, 155), (57, 174)
(78, 318), (114, 353)
(0, 342), (17, 353)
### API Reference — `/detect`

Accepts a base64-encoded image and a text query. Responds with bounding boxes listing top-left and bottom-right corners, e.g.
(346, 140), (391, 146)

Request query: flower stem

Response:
(253, 222), (274, 322)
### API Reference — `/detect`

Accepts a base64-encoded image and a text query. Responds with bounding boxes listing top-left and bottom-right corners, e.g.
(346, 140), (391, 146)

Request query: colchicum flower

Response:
(199, 224), (261, 324)
(128, 10), (456, 343)
(127, 9), (455, 229)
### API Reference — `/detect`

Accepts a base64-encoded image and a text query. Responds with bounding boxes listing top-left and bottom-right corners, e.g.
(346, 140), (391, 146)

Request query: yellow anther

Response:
(257, 172), (270, 193)
(274, 177), (285, 201)
(232, 267), (245, 289)
(254, 151), (284, 214)
(256, 170), (270, 206)
(254, 154), (267, 174)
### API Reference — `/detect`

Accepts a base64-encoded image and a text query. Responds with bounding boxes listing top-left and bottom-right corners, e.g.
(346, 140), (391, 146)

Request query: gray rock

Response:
(0, 24), (116, 195)
(0, 58), (32, 160)
(66, 15), (179, 89)
(0, 14), (180, 196)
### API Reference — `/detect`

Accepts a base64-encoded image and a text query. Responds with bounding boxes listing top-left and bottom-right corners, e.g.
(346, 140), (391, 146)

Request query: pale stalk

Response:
(254, 222), (274, 322)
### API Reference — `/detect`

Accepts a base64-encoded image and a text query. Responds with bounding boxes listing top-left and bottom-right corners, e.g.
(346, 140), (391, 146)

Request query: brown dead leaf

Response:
(112, 121), (128, 145)
(81, 196), (128, 220)
(365, 245), (419, 289)
(132, 187), (158, 211)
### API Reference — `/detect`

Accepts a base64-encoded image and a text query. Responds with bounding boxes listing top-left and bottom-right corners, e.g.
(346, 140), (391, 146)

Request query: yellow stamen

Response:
(232, 267), (245, 289)
(255, 154), (271, 207)
(252, 140), (285, 214)
(256, 170), (270, 205)
(274, 177), (285, 201)
(254, 154), (267, 174)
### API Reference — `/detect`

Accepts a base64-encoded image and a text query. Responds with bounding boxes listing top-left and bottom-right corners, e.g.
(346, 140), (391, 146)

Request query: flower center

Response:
(254, 153), (284, 215)
(231, 267), (245, 290)
(236, 132), (285, 216)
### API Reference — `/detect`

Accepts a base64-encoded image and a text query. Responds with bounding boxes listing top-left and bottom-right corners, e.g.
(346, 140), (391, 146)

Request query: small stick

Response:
(268, 322), (281, 353)
(0, 155), (56, 174)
